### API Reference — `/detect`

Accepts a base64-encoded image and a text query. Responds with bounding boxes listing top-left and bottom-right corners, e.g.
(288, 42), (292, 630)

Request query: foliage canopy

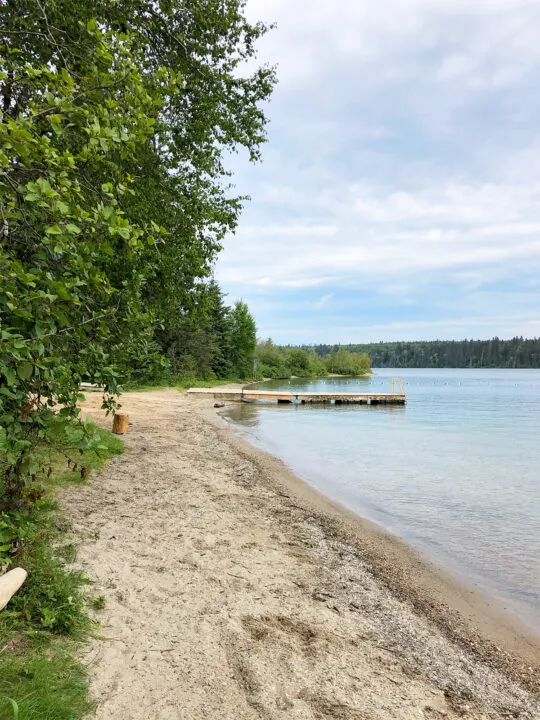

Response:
(0, 0), (275, 507)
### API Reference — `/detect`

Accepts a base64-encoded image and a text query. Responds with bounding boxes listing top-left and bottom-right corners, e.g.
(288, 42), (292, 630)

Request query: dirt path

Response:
(64, 389), (540, 719)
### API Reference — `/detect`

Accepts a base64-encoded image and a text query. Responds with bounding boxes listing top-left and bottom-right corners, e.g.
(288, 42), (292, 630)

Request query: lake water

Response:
(222, 369), (540, 631)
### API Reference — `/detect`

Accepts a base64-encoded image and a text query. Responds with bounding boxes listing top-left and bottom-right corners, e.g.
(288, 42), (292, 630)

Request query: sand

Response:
(63, 388), (540, 719)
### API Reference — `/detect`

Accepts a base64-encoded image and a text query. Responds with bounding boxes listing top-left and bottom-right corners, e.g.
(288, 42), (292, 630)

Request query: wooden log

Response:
(0, 568), (27, 611)
(112, 413), (129, 434)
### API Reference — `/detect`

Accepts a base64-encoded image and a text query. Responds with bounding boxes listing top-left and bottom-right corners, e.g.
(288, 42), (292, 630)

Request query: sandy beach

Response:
(64, 388), (540, 719)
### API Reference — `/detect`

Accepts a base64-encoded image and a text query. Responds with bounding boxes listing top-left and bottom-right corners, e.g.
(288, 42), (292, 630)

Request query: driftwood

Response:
(0, 568), (27, 611)
(112, 413), (129, 434)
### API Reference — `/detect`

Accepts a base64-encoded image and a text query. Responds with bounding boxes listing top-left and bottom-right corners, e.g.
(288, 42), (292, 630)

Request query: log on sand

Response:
(112, 413), (129, 434)
(0, 568), (27, 611)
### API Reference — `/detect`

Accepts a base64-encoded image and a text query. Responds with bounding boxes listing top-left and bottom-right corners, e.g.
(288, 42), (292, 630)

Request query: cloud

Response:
(314, 294), (333, 310)
(220, 181), (540, 287)
(215, 0), (540, 342)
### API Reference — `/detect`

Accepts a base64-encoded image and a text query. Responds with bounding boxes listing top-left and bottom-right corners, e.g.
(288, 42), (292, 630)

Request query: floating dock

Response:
(187, 380), (406, 406)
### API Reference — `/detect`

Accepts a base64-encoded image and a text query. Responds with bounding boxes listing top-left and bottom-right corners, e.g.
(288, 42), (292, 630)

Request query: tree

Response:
(0, 1), (275, 510)
(1, 19), (164, 507)
(324, 349), (371, 375)
(155, 278), (233, 380)
(227, 301), (256, 378)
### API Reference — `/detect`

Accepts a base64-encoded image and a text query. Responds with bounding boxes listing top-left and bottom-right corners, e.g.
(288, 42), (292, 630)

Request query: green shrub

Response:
(0, 423), (123, 718)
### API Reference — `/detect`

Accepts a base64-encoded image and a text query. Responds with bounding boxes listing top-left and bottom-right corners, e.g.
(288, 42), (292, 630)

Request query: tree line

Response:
(305, 338), (540, 368)
(1, 0), (272, 510)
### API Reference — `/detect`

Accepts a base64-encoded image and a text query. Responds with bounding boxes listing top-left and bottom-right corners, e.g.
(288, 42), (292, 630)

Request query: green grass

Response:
(43, 426), (124, 487)
(0, 642), (93, 720)
(173, 376), (246, 390)
(122, 376), (248, 392)
(0, 424), (124, 719)
(90, 596), (105, 611)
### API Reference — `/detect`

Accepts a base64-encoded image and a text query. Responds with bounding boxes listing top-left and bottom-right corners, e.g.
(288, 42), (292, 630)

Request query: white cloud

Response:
(219, 180), (540, 288)
(314, 293), (334, 310)
(215, 0), (540, 341)
(242, 223), (337, 238)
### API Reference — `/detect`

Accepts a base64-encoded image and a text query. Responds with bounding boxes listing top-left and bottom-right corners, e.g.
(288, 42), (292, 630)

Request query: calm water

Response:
(222, 369), (540, 630)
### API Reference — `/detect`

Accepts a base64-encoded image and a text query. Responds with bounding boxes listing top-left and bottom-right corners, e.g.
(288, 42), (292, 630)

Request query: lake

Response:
(221, 368), (540, 631)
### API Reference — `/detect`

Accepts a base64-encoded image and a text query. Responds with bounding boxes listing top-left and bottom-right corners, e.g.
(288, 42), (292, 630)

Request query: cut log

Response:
(112, 413), (129, 434)
(0, 568), (27, 611)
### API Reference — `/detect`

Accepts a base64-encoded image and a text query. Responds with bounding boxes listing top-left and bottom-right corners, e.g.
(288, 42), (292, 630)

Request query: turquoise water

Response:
(222, 369), (540, 630)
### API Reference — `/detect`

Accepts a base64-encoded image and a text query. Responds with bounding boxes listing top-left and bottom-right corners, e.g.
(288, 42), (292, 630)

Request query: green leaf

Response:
(45, 225), (62, 235)
(53, 309), (69, 327)
(17, 362), (33, 380)
(3, 369), (16, 386)
(34, 323), (48, 338)
(66, 223), (81, 234)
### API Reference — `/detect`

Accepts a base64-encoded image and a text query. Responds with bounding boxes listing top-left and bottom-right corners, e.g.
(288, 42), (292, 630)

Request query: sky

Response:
(215, 0), (540, 344)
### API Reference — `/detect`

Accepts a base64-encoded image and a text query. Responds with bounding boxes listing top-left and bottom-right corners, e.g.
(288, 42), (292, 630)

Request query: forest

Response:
(306, 337), (540, 369)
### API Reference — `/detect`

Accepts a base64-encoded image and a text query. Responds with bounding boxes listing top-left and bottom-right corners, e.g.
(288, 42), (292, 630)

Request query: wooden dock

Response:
(187, 384), (406, 405)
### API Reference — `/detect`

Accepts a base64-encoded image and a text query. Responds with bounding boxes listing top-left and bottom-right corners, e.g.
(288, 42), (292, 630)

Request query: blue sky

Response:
(215, 0), (540, 343)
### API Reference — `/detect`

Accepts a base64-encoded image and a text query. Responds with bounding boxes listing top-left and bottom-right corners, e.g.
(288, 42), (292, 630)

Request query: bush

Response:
(0, 424), (123, 718)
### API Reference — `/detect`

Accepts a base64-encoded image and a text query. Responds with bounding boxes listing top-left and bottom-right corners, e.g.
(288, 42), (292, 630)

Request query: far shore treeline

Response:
(303, 337), (540, 369)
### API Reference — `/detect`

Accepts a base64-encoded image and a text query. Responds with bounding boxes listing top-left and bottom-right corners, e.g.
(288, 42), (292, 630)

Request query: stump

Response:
(112, 413), (129, 434)
(0, 568), (27, 611)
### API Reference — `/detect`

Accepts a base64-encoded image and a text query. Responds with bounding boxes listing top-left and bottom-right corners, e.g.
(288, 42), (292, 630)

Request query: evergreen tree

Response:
(227, 301), (257, 378)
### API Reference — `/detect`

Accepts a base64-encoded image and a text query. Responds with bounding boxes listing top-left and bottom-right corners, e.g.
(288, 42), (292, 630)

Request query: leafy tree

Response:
(227, 301), (256, 378)
(0, 1), (275, 508)
(0, 20), (165, 506)
(324, 349), (370, 375)
(254, 340), (328, 378)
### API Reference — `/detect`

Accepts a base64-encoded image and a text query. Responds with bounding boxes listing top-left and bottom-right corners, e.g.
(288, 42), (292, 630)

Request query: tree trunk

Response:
(112, 413), (129, 434)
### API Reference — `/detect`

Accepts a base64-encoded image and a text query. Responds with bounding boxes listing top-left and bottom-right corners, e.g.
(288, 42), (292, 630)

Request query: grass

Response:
(0, 644), (93, 720)
(174, 376), (247, 390)
(0, 424), (124, 719)
(43, 427), (124, 487)
(122, 375), (248, 392)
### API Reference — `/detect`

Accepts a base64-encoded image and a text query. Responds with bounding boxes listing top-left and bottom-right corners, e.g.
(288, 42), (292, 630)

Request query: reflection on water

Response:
(222, 369), (540, 631)
(236, 401), (407, 425)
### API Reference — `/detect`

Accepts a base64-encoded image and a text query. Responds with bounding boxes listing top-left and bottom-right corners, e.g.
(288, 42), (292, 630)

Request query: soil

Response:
(63, 388), (540, 720)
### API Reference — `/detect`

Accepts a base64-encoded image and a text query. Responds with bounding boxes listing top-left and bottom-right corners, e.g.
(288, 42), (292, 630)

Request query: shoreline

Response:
(201, 395), (540, 689)
(217, 401), (539, 640)
(69, 388), (540, 717)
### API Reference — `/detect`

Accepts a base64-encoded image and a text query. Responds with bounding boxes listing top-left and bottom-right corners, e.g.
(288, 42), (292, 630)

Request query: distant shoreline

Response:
(297, 337), (540, 371)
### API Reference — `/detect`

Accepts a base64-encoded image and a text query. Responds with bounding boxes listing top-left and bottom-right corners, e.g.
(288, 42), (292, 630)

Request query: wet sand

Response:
(65, 388), (540, 719)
